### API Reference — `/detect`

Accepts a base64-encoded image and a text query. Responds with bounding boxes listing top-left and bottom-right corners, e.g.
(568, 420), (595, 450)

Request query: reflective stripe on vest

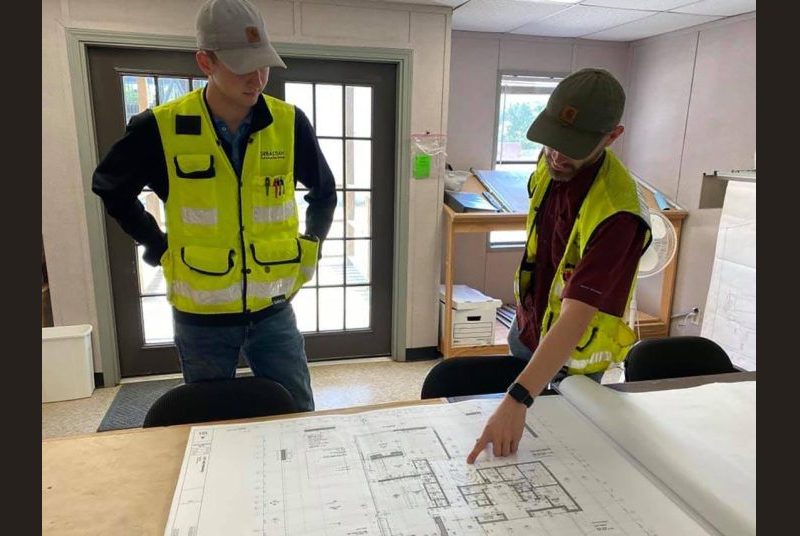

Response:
(253, 200), (296, 224)
(172, 281), (241, 306)
(152, 90), (318, 314)
(181, 207), (217, 226)
(515, 149), (652, 375)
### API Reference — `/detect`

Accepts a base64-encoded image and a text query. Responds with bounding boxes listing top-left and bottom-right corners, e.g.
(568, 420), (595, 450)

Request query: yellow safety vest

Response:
(514, 149), (652, 374)
(152, 89), (318, 314)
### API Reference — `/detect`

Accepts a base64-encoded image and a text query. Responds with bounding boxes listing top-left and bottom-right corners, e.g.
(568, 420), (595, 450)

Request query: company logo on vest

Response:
(261, 150), (285, 160)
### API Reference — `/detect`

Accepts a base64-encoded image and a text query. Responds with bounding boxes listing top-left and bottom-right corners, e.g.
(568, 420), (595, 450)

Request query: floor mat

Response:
(96, 379), (183, 432)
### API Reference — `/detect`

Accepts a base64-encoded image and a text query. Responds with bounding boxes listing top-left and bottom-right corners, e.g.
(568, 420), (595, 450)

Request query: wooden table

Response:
(439, 176), (688, 358)
(42, 399), (444, 536)
(43, 372), (753, 534)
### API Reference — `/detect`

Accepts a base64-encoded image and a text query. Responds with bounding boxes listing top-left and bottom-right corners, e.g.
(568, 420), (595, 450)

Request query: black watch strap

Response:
(507, 382), (534, 408)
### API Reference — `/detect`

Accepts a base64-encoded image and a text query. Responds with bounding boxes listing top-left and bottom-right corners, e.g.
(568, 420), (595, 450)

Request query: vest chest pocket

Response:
(174, 155), (219, 234)
(174, 154), (215, 179)
(250, 173), (297, 231)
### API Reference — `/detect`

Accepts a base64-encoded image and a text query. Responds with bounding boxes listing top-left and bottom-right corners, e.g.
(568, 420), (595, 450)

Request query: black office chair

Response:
(143, 376), (299, 427)
(420, 356), (559, 399)
(624, 336), (737, 382)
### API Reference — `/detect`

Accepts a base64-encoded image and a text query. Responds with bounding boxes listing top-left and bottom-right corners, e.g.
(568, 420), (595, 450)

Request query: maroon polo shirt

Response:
(516, 153), (648, 352)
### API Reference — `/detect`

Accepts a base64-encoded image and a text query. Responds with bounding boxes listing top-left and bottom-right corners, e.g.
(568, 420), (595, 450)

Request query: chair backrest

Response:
(420, 356), (529, 399)
(624, 336), (736, 382)
(143, 377), (299, 427)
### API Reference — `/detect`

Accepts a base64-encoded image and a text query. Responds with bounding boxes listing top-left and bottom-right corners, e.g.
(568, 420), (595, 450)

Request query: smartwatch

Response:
(507, 382), (534, 408)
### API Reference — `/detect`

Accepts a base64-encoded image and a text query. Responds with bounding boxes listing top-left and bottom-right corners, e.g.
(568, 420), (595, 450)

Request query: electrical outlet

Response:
(690, 307), (701, 325)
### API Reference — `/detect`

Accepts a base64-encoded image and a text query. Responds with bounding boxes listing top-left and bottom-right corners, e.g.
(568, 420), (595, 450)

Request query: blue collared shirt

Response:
(211, 112), (252, 177)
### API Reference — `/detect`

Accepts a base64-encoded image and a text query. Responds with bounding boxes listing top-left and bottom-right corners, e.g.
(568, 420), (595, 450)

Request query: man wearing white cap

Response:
(92, 0), (336, 411)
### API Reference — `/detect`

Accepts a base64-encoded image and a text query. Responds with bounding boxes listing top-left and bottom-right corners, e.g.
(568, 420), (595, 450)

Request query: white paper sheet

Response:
(164, 397), (717, 535)
(558, 377), (755, 536)
(702, 180), (756, 370)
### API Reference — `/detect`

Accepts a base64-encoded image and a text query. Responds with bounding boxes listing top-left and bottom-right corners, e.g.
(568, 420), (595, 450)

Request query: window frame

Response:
(488, 70), (567, 250)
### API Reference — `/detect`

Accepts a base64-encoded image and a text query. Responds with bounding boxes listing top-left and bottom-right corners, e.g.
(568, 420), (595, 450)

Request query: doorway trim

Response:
(65, 29), (413, 386)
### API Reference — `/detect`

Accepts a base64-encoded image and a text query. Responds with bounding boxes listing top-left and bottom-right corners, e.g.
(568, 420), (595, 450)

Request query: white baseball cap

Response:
(196, 0), (286, 74)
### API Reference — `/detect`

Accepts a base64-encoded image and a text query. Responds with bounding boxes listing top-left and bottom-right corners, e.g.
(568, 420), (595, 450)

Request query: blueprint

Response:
(164, 397), (717, 536)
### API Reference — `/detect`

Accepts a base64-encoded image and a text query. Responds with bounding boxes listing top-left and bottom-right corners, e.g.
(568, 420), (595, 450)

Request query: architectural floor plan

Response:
(164, 397), (716, 536)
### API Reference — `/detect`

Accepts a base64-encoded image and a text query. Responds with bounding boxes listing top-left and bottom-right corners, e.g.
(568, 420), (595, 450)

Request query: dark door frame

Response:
(66, 30), (413, 387)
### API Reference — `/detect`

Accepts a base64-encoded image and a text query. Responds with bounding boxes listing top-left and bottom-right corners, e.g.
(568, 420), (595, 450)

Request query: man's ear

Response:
(606, 125), (625, 146)
(196, 50), (214, 76)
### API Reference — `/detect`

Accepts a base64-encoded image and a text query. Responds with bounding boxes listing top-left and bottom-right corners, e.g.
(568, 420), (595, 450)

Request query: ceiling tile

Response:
(453, 0), (571, 33)
(671, 0), (757, 16)
(581, 0), (697, 9)
(511, 5), (654, 37)
(584, 11), (722, 40)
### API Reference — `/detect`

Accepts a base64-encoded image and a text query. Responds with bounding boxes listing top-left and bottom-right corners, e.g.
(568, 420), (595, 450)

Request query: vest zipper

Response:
(198, 94), (253, 314)
(215, 136), (250, 313)
(237, 170), (248, 313)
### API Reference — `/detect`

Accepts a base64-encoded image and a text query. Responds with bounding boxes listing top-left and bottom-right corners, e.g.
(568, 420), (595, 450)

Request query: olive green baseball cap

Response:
(526, 68), (625, 160)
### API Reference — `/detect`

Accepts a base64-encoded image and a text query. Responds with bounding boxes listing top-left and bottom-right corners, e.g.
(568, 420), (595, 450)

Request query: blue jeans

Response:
(173, 305), (314, 411)
(507, 317), (604, 386)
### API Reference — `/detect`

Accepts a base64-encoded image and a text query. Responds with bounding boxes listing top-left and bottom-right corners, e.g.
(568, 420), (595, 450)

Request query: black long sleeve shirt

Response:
(92, 92), (336, 326)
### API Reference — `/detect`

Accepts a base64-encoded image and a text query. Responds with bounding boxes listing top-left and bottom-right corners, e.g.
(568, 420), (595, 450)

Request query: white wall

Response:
(622, 13), (756, 335)
(446, 32), (630, 305)
(42, 0), (452, 371)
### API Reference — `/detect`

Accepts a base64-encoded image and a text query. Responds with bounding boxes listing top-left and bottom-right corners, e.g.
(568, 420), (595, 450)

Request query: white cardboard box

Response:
(42, 324), (95, 403)
(439, 285), (502, 347)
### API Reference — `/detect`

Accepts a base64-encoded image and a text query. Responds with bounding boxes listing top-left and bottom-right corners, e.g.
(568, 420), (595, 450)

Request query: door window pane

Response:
(315, 84), (343, 136)
(345, 86), (371, 137)
(292, 288), (317, 332)
(121, 75), (156, 124)
(345, 192), (370, 238)
(141, 295), (173, 344)
(318, 287), (344, 331)
(157, 77), (191, 103)
(346, 286), (370, 329)
(317, 239), (344, 286)
(345, 240), (370, 285)
(326, 191), (345, 239)
(319, 139), (343, 188)
(345, 140), (371, 188)
(191, 78), (208, 90)
(136, 246), (167, 295)
(285, 82), (314, 125)
(137, 191), (166, 232)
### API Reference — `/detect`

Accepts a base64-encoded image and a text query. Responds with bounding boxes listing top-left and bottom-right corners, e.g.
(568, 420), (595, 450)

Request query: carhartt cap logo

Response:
(559, 105), (579, 126)
(245, 26), (261, 43)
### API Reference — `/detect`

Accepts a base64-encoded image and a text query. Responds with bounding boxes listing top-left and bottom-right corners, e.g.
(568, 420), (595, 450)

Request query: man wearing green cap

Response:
(466, 68), (652, 463)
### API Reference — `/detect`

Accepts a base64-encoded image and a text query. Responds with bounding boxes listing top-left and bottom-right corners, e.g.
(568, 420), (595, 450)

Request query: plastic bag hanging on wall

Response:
(410, 132), (446, 180)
